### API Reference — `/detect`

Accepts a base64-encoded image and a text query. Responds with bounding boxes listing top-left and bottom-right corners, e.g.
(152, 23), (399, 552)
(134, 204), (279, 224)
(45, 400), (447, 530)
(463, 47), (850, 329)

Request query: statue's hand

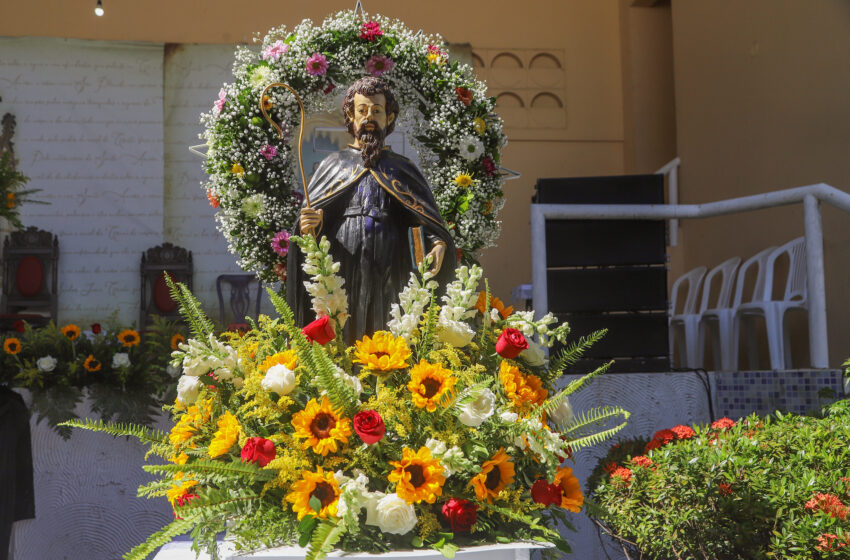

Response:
(426, 241), (447, 276)
(299, 208), (323, 235)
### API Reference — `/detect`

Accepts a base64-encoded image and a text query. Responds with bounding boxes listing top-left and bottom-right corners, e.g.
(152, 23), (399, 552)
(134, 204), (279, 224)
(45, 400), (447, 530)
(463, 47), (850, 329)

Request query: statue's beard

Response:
(355, 121), (385, 168)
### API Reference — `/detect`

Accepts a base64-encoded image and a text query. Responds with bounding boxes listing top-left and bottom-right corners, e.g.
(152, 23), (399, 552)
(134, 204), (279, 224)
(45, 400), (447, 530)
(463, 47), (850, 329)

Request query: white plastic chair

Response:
(669, 266), (707, 368)
(734, 237), (807, 370)
(696, 256), (742, 371)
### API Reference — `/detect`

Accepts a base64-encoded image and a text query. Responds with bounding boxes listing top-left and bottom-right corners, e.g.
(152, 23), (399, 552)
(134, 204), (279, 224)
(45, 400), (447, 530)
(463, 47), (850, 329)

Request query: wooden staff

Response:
(259, 82), (310, 208)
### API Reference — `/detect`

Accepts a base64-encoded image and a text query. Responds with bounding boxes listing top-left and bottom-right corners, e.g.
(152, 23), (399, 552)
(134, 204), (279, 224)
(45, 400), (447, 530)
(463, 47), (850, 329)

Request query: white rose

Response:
(176, 375), (201, 405)
(520, 341), (546, 367)
(367, 493), (417, 535)
(36, 355), (57, 373)
(436, 318), (475, 348)
(549, 397), (574, 426)
(261, 363), (296, 395)
(499, 410), (519, 423)
(458, 388), (496, 427)
(111, 352), (130, 368)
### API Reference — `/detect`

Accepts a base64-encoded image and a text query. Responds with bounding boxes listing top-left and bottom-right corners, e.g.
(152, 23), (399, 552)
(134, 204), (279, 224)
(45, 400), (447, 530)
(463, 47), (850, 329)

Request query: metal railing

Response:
(531, 181), (850, 369)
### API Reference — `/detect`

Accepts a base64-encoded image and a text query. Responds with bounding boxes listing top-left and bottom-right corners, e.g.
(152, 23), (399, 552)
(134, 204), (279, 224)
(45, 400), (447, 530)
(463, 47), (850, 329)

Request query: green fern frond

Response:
(549, 329), (607, 376)
(122, 518), (194, 560)
(143, 458), (276, 482)
(266, 287), (296, 325)
(530, 361), (612, 424)
(559, 360), (612, 396)
(164, 275), (215, 340)
(59, 418), (167, 446)
(177, 486), (262, 518)
(310, 340), (358, 417)
(562, 407), (630, 452)
(306, 519), (345, 560)
(136, 479), (173, 499)
(562, 405), (631, 438)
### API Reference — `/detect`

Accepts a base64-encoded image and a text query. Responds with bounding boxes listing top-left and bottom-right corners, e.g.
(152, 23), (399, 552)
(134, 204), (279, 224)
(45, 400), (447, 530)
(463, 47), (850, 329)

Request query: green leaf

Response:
(309, 496), (322, 515)
(306, 519), (344, 560)
(298, 516), (318, 548)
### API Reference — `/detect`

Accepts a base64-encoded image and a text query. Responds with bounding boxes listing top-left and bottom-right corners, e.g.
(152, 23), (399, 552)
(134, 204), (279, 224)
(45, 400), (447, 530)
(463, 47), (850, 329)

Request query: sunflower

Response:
(388, 446), (446, 504)
(470, 447), (515, 503)
(407, 360), (457, 412)
(285, 467), (340, 520)
(118, 329), (141, 347)
(3, 337), (21, 355)
(208, 411), (241, 458)
(454, 172), (473, 188)
(258, 350), (298, 373)
(353, 331), (411, 373)
(291, 396), (352, 456)
(554, 466), (584, 512)
(474, 291), (514, 319)
(499, 361), (547, 408)
(61, 324), (81, 341)
(170, 333), (186, 350)
(83, 354), (102, 372)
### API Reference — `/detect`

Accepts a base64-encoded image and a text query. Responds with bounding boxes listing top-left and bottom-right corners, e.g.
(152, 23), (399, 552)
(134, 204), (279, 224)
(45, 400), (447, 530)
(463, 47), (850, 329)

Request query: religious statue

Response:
(287, 77), (456, 341)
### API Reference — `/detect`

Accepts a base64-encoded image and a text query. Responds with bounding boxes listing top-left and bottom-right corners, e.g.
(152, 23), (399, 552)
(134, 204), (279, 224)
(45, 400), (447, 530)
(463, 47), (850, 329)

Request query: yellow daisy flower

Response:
(473, 117), (487, 135)
(170, 333), (186, 350)
(554, 466), (584, 512)
(291, 396), (352, 456)
(231, 162), (245, 177)
(3, 337), (21, 355)
(407, 360), (457, 412)
(388, 446), (446, 504)
(500, 361), (548, 408)
(117, 329), (141, 347)
(353, 331), (411, 373)
(285, 467), (340, 520)
(208, 411), (241, 458)
(454, 172), (473, 188)
(258, 350), (298, 373)
(83, 354), (102, 372)
(166, 478), (198, 509)
(61, 324), (81, 341)
(470, 447), (515, 503)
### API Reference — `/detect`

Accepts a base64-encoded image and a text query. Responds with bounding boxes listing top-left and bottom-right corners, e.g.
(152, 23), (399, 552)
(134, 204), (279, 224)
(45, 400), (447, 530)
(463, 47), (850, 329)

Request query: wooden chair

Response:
(216, 274), (262, 332)
(139, 243), (192, 331)
(0, 226), (59, 330)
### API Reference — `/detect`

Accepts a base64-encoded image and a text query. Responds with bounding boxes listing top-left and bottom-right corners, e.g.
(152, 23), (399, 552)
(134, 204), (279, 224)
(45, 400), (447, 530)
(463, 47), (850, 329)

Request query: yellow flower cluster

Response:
(500, 361), (548, 409)
(208, 411), (241, 458)
(169, 399), (212, 447)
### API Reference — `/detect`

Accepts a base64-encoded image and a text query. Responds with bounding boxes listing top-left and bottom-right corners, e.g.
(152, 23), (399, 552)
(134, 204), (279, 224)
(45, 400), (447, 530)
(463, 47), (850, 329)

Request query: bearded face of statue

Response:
(349, 92), (396, 168)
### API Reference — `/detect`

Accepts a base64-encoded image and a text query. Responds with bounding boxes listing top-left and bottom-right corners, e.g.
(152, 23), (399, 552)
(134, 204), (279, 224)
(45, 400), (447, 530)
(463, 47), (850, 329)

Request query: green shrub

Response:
(589, 400), (850, 559)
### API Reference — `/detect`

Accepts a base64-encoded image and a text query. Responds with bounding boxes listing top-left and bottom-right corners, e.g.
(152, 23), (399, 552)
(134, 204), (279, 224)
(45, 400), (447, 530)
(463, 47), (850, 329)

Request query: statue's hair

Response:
(342, 77), (399, 136)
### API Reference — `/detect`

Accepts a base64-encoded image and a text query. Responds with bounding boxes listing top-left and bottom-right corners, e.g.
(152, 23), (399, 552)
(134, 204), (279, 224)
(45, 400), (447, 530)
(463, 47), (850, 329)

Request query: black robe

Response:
(286, 147), (456, 343)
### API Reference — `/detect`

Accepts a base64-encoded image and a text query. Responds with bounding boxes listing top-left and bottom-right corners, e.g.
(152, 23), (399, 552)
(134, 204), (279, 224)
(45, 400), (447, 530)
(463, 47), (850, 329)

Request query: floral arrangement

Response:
(589, 402), (850, 559)
(68, 235), (627, 560)
(2, 316), (183, 437)
(0, 149), (44, 230)
(201, 10), (507, 284)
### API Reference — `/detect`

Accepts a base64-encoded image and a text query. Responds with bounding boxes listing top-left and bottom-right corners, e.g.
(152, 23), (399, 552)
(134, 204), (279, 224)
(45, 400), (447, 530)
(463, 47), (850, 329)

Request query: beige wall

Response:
(670, 0), (850, 367)
(0, 0), (627, 304)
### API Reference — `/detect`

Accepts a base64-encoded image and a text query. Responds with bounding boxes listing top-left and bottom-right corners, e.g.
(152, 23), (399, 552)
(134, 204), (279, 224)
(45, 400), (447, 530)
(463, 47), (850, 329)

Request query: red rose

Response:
(12, 320), (25, 333)
(441, 498), (477, 532)
(456, 87), (473, 106)
(91, 323), (102, 334)
(531, 479), (562, 507)
(240, 436), (276, 467)
(353, 410), (385, 444)
(495, 328), (528, 359)
(302, 315), (335, 345)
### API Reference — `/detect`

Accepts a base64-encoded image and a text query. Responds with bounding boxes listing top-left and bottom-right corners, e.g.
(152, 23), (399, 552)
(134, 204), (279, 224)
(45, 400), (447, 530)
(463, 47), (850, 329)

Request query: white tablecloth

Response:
(153, 541), (545, 560)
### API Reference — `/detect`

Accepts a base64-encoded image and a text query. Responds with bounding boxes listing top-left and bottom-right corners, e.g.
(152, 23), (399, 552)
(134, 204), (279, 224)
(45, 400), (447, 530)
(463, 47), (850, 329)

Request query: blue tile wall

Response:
(714, 369), (844, 419)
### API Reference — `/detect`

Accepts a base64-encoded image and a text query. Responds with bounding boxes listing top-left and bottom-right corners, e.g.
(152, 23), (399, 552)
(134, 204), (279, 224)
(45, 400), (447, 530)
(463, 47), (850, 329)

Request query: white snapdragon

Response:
(297, 235), (349, 329)
(262, 364), (296, 395)
(174, 335), (242, 380)
(36, 355), (57, 373)
(176, 375), (201, 405)
(111, 353), (130, 368)
(425, 438), (468, 477)
(335, 471), (379, 520)
(458, 388), (496, 427)
(388, 267), (437, 342)
(435, 265), (482, 348)
(504, 311), (569, 348)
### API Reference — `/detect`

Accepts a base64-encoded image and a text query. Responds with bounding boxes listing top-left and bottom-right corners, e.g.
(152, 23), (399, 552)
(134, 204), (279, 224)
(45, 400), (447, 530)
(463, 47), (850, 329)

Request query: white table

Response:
(153, 541), (545, 560)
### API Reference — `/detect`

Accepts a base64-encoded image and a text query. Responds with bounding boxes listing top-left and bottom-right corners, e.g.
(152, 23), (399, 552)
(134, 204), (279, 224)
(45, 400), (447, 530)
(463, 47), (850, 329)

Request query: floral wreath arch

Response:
(201, 10), (508, 284)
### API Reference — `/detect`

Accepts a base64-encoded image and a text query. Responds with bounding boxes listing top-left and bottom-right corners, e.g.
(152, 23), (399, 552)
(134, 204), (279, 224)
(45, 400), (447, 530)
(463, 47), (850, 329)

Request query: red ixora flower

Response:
(718, 483), (733, 496)
(711, 417), (736, 430)
(456, 87), (473, 106)
(805, 492), (849, 520)
(531, 479), (562, 507)
(630, 455), (653, 468)
(302, 315), (335, 345)
(441, 498), (477, 532)
(671, 425), (696, 440)
(359, 20), (383, 42)
(816, 533), (850, 552)
(495, 328), (528, 359)
(240, 437), (276, 467)
(353, 410), (385, 444)
(610, 467), (632, 485)
(652, 428), (676, 445)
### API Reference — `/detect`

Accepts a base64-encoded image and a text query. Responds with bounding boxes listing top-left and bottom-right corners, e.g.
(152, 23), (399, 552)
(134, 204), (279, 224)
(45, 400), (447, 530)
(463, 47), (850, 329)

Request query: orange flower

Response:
(806, 492), (849, 520)
(61, 324), (81, 341)
(118, 329), (141, 347)
(83, 354), (102, 372)
(407, 360), (457, 412)
(474, 291), (513, 319)
(170, 333), (185, 350)
(610, 467), (632, 486)
(554, 466), (584, 512)
(470, 448), (515, 502)
(3, 337), (21, 355)
(499, 361), (547, 408)
(388, 446), (446, 504)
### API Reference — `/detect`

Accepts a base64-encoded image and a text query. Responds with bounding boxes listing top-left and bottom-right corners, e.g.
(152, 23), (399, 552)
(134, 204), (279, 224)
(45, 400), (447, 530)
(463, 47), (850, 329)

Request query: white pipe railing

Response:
(531, 182), (849, 369)
(655, 157), (681, 246)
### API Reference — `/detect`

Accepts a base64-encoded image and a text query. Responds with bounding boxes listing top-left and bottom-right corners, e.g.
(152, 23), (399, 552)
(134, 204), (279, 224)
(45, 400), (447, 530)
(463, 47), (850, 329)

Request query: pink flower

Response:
(481, 156), (496, 176)
(306, 52), (329, 76)
(214, 88), (227, 114)
(365, 54), (394, 77)
(262, 40), (289, 62)
(271, 230), (290, 257)
(260, 144), (277, 160)
(359, 21), (383, 42)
